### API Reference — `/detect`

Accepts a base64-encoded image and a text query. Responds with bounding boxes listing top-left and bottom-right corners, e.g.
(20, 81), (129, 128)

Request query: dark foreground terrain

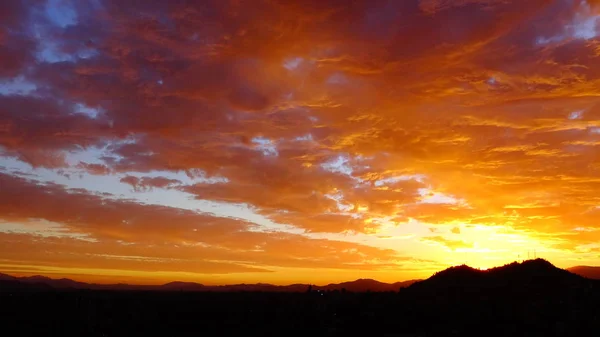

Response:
(2, 259), (600, 337)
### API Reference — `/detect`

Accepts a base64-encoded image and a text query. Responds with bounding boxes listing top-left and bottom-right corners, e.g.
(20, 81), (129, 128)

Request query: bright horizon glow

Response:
(1, 0), (600, 285)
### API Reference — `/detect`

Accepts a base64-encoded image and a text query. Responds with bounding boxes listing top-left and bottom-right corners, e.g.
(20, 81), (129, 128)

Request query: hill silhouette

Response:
(397, 259), (600, 336)
(2, 260), (600, 336)
(0, 260), (591, 294)
(0, 273), (15, 280)
(0, 273), (419, 292)
(568, 265), (600, 279)
(160, 281), (206, 291)
(408, 258), (587, 293)
(317, 278), (418, 292)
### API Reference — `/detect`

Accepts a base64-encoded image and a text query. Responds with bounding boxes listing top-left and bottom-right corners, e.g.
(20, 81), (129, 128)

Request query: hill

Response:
(408, 258), (587, 292)
(568, 266), (600, 279)
(316, 278), (418, 292)
(2, 260), (600, 336)
(1, 260), (590, 294)
(0, 273), (16, 281)
(398, 259), (600, 335)
(160, 281), (206, 291)
(0, 273), (419, 292)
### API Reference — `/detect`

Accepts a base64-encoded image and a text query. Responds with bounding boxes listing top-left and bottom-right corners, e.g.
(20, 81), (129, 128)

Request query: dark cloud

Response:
(0, 0), (37, 77)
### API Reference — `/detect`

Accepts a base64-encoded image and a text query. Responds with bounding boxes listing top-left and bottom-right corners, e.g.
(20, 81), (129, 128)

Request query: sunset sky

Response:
(1, 0), (600, 285)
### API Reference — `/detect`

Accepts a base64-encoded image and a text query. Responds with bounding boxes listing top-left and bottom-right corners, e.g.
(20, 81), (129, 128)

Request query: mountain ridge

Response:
(568, 265), (600, 280)
(4, 260), (600, 336)
(405, 258), (593, 296)
(0, 272), (420, 292)
(3, 259), (598, 293)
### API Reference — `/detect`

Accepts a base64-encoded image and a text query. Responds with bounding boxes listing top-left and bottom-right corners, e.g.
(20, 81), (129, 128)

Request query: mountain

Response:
(0, 273), (419, 292)
(160, 281), (205, 291)
(568, 266), (600, 279)
(407, 259), (589, 294)
(4, 260), (599, 337)
(0, 273), (16, 281)
(8, 260), (581, 294)
(392, 279), (420, 288)
(397, 259), (600, 336)
(316, 278), (419, 292)
(24, 276), (91, 289)
(0, 274), (147, 291)
(0, 280), (53, 291)
(21, 275), (53, 282)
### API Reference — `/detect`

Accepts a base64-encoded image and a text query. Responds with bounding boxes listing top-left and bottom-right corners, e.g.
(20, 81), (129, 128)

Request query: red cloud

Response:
(77, 162), (112, 175)
(1, 0), (600, 279)
(0, 0), (35, 77)
(0, 173), (404, 273)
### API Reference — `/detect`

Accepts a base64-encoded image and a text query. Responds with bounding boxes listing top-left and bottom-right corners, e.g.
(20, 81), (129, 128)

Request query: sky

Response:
(1, 0), (600, 285)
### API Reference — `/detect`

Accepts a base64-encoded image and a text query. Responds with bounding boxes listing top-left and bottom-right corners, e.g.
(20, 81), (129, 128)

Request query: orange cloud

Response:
(1, 0), (600, 282)
(0, 173), (408, 281)
(421, 236), (474, 250)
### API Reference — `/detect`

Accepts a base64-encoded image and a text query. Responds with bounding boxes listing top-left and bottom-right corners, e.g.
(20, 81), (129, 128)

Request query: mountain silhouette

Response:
(160, 281), (206, 291)
(568, 266), (600, 279)
(0, 273), (16, 281)
(317, 278), (418, 292)
(0, 273), (419, 292)
(3, 260), (600, 336)
(407, 259), (589, 295)
(2, 260), (590, 294)
(0, 259), (591, 294)
(397, 259), (600, 336)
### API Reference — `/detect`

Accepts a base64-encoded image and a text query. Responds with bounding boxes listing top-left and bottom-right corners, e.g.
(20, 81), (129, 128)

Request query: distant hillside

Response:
(316, 278), (418, 292)
(0, 273), (419, 292)
(3, 260), (591, 294)
(0, 280), (53, 291)
(160, 281), (206, 291)
(568, 266), (600, 280)
(407, 259), (589, 294)
(4, 260), (599, 336)
(6, 259), (589, 294)
(397, 259), (600, 336)
(0, 273), (16, 281)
